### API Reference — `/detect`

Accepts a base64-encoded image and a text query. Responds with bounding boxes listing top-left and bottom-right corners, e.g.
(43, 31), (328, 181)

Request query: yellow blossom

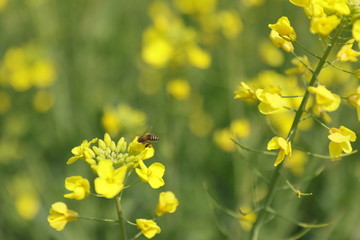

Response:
(94, 160), (127, 198)
(284, 150), (308, 176)
(217, 10), (243, 39)
(268, 16), (296, 42)
(310, 15), (341, 37)
(15, 192), (40, 220)
(255, 86), (286, 114)
(353, 20), (360, 41)
(32, 90), (54, 113)
(337, 39), (360, 62)
(239, 206), (257, 231)
(269, 30), (294, 52)
(47, 202), (78, 231)
(328, 126), (357, 159)
(155, 191), (179, 217)
(267, 136), (292, 166)
(142, 34), (174, 68)
(285, 55), (311, 76)
(289, 0), (310, 8)
(136, 219), (161, 239)
(347, 86), (360, 121)
(259, 41), (284, 67)
(308, 85), (341, 112)
(66, 138), (98, 165)
(167, 79), (191, 100)
(234, 82), (257, 100)
(135, 160), (165, 189)
(186, 45), (211, 69)
(64, 176), (90, 200)
(128, 136), (155, 160)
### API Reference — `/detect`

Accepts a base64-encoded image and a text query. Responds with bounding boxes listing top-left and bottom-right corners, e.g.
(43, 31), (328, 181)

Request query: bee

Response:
(137, 128), (159, 148)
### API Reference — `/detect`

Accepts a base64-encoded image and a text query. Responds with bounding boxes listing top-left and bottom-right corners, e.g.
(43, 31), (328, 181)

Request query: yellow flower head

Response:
(310, 15), (341, 37)
(255, 86), (286, 114)
(167, 79), (191, 100)
(136, 219), (161, 239)
(308, 85), (341, 112)
(47, 202), (78, 231)
(269, 30), (294, 52)
(135, 160), (165, 189)
(128, 136), (155, 161)
(94, 160), (127, 198)
(347, 86), (360, 121)
(289, 0), (310, 8)
(64, 176), (90, 200)
(268, 16), (297, 42)
(239, 206), (257, 231)
(155, 191), (179, 217)
(328, 126), (357, 159)
(337, 39), (360, 62)
(234, 82), (257, 100)
(67, 138), (98, 165)
(267, 136), (292, 166)
(186, 45), (211, 69)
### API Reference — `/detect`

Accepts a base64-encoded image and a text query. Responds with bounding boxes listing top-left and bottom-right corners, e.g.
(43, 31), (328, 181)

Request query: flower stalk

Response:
(248, 21), (345, 240)
(115, 195), (127, 240)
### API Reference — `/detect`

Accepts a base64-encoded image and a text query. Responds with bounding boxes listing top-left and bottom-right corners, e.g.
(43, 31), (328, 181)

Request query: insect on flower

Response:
(137, 128), (159, 148)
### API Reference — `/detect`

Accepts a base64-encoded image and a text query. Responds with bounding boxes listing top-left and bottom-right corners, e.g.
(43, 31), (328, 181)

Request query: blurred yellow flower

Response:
(0, 0), (7, 10)
(94, 160), (127, 198)
(32, 90), (54, 113)
(167, 79), (191, 100)
(239, 206), (257, 231)
(230, 119), (250, 139)
(136, 219), (161, 239)
(337, 39), (360, 62)
(47, 202), (78, 231)
(0, 91), (11, 114)
(268, 16), (296, 42)
(285, 55), (311, 76)
(353, 20), (360, 41)
(187, 45), (211, 69)
(284, 150), (308, 176)
(267, 136), (292, 166)
(174, 0), (217, 15)
(213, 128), (234, 152)
(308, 85), (341, 112)
(269, 30), (294, 52)
(310, 15), (340, 36)
(142, 33), (174, 68)
(155, 191), (179, 217)
(234, 82), (257, 100)
(255, 86), (286, 114)
(347, 86), (360, 120)
(259, 41), (284, 67)
(328, 126), (356, 159)
(135, 160), (165, 189)
(15, 192), (40, 220)
(217, 10), (243, 39)
(289, 0), (310, 8)
(30, 59), (55, 88)
(64, 176), (90, 200)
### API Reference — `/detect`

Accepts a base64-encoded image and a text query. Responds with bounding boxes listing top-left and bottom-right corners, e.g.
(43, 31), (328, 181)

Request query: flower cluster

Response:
(48, 133), (179, 239)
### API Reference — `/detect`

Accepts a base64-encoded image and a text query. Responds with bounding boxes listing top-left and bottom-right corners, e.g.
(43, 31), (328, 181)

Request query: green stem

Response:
(248, 22), (344, 240)
(115, 195), (127, 240)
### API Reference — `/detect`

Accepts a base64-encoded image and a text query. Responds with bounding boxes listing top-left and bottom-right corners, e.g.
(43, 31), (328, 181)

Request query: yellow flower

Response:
(289, 0), (310, 8)
(285, 55), (311, 76)
(347, 86), (360, 121)
(186, 45), (211, 69)
(47, 202), (78, 231)
(136, 219), (161, 239)
(239, 206), (257, 231)
(155, 191), (179, 217)
(352, 20), (360, 41)
(268, 16), (296, 42)
(67, 138), (97, 165)
(267, 136), (292, 166)
(284, 150), (308, 176)
(255, 86), (286, 114)
(310, 15), (341, 37)
(328, 126), (356, 159)
(94, 160), (127, 198)
(167, 79), (191, 100)
(217, 10), (243, 39)
(128, 136), (155, 160)
(64, 176), (90, 200)
(269, 30), (294, 52)
(308, 85), (341, 112)
(135, 160), (165, 189)
(234, 82), (257, 100)
(337, 39), (360, 62)
(15, 192), (40, 220)
(32, 90), (54, 113)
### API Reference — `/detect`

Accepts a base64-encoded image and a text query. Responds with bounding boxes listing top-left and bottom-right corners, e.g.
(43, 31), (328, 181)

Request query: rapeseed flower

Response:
(135, 160), (165, 189)
(268, 16), (296, 42)
(308, 85), (341, 112)
(67, 138), (98, 165)
(64, 176), (90, 200)
(136, 219), (161, 239)
(267, 136), (292, 166)
(47, 202), (78, 231)
(337, 39), (360, 62)
(94, 160), (127, 198)
(255, 86), (286, 114)
(328, 126), (356, 159)
(155, 191), (179, 217)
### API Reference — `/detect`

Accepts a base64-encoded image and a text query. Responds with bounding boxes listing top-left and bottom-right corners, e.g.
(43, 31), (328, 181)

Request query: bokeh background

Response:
(1, 0), (360, 239)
